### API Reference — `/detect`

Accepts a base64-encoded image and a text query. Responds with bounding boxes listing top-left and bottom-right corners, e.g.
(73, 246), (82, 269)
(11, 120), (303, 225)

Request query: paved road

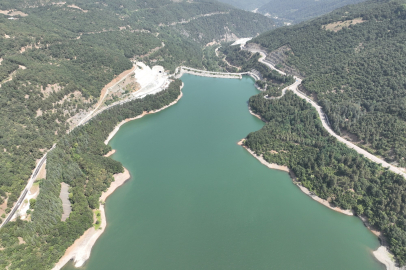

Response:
(0, 144), (55, 229)
(1, 64), (174, 230)
(80, 77), (169, 126)
(252, 50), (406, 178)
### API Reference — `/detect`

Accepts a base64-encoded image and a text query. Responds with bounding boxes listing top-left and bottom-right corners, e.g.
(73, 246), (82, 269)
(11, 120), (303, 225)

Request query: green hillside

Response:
(251, 0), (406, 167)
(0, 0), (272, 218)
(219, 0), (406, 265)
(0, 1), (274, 268)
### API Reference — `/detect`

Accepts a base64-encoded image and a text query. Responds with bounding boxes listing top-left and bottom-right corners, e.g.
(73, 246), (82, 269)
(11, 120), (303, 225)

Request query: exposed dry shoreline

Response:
(103, 149), (116, 157)
(104, 87), (184, 145)
(51, 168), (131, 269)
(248, 108), (263, 121)
(52, 86), (184, 270)
(239, 137), (400, 269)
(241, 114), (357, 216)
(373, 246), (400, 270)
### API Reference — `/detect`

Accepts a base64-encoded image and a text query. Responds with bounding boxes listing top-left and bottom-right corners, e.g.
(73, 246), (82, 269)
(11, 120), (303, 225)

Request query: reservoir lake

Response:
(63, 74), (383, 270)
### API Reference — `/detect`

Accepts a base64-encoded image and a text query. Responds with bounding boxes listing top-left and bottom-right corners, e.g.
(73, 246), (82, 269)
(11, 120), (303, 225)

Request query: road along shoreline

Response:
(244, 47), (400, 270)
(52, 85), (184, 270)
(239, 138), (399, 269)
(251, 50), (406, 179)
(105, 85), (184, 145)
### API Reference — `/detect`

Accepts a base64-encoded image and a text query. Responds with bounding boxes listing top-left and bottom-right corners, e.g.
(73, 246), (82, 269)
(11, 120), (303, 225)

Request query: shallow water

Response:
(63, 74), (383, 270)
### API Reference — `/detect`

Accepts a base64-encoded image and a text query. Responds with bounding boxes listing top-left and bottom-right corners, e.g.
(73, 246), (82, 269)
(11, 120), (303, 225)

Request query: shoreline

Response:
(246, 47), (401, 270)
(103, 149), (116, 157)
(238, 140), (353, 216)
(238, 139), (289, 173)
(104, 86), (184, 145)
(373, 246), (400, 270)
(239, 137), (400, 269)
(248, 108), (263, 121)
(53, 85), (184, 270)
(51, 168), (131, 270)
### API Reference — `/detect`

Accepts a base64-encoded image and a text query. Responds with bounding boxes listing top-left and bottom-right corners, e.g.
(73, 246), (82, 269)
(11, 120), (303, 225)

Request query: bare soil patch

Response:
(341, 129), (360, 143)
(18, 237), (26, 245)
(36, 108), (43, 117)
(323, 18), (365, 32)
(41, 84), (62, 99)
(59, 183), (71, 221)
(0, 10), (28, 17)
(20, 44), (41, 53)
(67, 4), (88, 13)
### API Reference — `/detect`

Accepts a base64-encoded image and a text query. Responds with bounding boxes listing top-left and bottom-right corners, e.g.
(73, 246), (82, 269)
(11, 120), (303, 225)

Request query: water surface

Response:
(64, 74), (383, 270)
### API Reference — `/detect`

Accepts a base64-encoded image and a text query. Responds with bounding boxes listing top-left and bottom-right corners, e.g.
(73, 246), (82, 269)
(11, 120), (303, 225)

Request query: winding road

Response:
(3, 46), (405, 231)
(251, 50), (406, 179)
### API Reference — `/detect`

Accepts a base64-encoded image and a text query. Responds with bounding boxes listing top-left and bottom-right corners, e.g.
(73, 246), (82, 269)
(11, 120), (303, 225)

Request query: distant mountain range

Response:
(217, 0), (366, 24)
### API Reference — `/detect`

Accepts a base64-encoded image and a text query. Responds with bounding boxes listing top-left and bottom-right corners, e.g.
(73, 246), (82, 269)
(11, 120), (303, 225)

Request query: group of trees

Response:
(246, 89), (406, 266)
(249, 0), (406, 166)
(219, 2), (406, 262)
(0, 0), (271, 267)
(0, 80), (182, 270)
(0, 0), (272, 210)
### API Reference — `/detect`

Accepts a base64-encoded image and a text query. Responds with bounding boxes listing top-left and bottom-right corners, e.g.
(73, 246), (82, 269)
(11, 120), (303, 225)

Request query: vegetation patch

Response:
(250, 0), (406, 166)
(94, 210), (101, 230)
(322, 17), (365, 32)
(247, 84), (406, 266)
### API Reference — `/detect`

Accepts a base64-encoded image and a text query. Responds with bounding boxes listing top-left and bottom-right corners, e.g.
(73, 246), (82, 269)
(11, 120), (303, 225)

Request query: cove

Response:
(63, 74), (383, 270)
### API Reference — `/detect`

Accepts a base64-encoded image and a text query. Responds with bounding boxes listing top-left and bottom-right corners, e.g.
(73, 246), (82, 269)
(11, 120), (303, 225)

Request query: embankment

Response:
(177, 69), (242, 79)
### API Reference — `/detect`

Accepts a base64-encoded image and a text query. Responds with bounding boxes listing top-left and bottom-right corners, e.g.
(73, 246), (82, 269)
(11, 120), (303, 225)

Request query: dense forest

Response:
(246, 88), (406, 266)
(246, 0), (406, 167)
(0, 0), (273, 218)
(0, 80), (182, 270)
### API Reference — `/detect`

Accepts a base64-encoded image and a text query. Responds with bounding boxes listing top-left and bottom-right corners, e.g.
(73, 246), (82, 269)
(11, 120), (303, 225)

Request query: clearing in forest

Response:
(323, 18), (365, 32)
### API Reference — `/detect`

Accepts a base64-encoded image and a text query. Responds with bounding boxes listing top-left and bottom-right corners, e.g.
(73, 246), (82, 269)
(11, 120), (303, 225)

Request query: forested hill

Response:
(0, 0), (273, 225)
(0, 0), (274, 269)
(248, 0), (406, 168)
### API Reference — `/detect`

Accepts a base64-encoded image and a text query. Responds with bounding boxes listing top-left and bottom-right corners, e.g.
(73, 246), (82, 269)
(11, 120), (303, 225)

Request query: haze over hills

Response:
(216, 0), (366, 24)
(222, 0), (406, 265)
(257, 0), (367, 23)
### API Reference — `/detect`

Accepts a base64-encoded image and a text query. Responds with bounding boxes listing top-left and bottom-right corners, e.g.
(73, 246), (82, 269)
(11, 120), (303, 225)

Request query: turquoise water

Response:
(63, 74), (383, 270)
